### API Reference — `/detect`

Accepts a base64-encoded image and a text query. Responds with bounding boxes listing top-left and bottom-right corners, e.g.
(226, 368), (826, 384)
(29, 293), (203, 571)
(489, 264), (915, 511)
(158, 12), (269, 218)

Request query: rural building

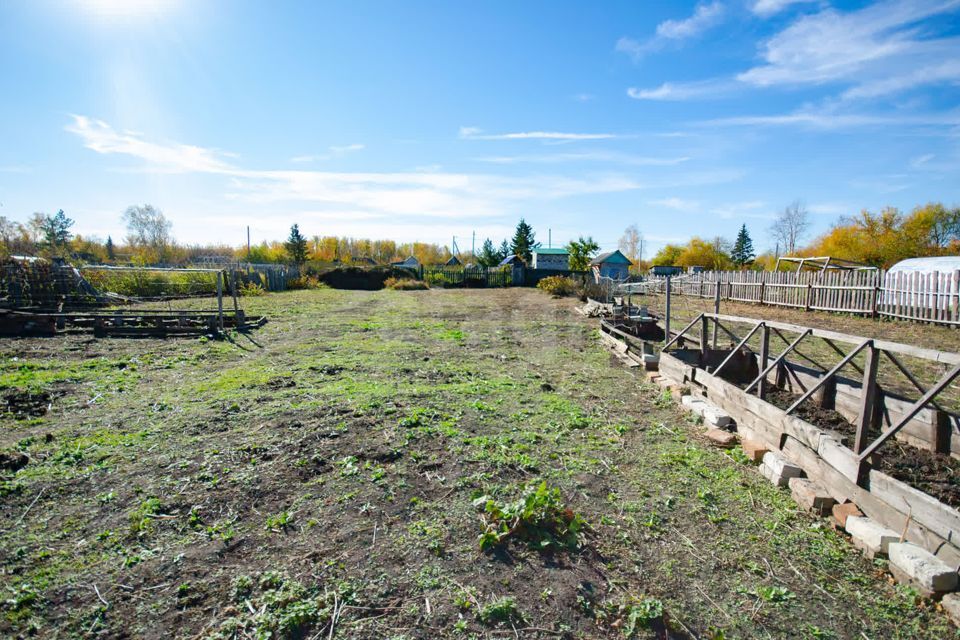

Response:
(531, 248), (569, 270)
(390, 256), (420, 268)
(590, 250), (632, 281)
(350, 255), (377, 265)
(498, 255), (524, 267)
(445, 255), (462, 266)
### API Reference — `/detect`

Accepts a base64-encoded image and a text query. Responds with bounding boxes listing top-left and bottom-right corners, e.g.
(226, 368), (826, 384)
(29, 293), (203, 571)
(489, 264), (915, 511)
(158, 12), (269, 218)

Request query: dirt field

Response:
(1, 288), (956, 639)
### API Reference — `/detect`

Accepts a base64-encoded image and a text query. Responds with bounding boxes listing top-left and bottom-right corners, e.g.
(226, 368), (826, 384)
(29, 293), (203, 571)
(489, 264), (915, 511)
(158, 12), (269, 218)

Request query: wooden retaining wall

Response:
(659, 350), (960, 569)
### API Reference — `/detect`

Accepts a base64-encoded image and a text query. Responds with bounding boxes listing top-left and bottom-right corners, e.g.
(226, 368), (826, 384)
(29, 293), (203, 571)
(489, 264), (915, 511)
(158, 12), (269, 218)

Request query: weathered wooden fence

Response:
(647, 269), (960, 326)
(421, 266), (512, 288)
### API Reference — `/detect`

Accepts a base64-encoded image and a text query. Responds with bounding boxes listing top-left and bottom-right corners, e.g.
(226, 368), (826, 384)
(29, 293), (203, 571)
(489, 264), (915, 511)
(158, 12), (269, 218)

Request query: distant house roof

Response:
(391, 256), (420, 267)
(499, 254), (524, 266)
(533, 248), (568, 255)
(590, 250), (632, 266)
(445, 255), (462, 266)
(351, 255), (377, 265)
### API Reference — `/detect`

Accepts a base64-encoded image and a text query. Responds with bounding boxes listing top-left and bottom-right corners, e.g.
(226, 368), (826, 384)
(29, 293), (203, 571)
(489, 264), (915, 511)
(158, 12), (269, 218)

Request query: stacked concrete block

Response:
(701, 405), (733, 429)
(758, 451), (803, 487)
(788, 477), (836, 516)
(844, 516), (899, 558)
(831, 502), (863, 529)
(942, 593), (960, 625)
(887, 542), (959, 598)
(680, 395), (707, 415)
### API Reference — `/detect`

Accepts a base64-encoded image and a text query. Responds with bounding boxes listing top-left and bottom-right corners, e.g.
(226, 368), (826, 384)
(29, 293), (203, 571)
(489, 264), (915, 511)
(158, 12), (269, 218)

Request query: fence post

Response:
(712, 280), (721, 349)
(758, 323), (770, 399)
(854, 343), (879, 456)
(805, 282), (812, 311)
(759, 279), (766, 305)
(664, 275), (672, 347)
(216, 271), (225, 333)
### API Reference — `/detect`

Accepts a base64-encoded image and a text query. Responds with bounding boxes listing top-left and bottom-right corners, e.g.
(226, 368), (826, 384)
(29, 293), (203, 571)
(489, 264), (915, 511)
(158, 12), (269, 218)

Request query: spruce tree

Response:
(731, 224), (755, 267)
(510, 219), (538, 263)
(498, 240), (510, 262)
(105, 236), (115, 261)
(285, 224), (309, 266)
(479, 238), (500, 267)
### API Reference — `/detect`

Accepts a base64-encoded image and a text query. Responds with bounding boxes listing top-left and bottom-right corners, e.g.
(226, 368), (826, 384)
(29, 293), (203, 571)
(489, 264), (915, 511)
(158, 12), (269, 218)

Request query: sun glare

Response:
(76, 0), (179, 20)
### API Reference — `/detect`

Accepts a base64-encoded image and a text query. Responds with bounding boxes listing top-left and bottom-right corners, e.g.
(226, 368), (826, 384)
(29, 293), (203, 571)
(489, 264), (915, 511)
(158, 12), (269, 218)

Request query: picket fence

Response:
(647, 269), (960, 326)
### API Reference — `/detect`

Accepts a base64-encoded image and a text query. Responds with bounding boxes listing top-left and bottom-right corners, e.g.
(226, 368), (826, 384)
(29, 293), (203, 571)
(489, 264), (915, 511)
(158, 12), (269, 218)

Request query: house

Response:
(590, 250), (632, 281)
(531, 248), (569, 270)
(651, 265), (682, 277)
(444, 255), (462, 266)
(350, 255), (377, 266)
(390, 256), (420, 268)
(498, 255), (524, 267)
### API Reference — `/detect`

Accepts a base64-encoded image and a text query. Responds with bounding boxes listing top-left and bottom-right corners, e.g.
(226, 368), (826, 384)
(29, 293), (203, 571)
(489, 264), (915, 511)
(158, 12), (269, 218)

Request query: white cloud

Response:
(66, 115), (644, 223)
(709, 201), (770, 219)
(329, 143), (365, 154)
(458, 126), (618, 141)
(572, 93), (595, 102)
(627, 79), (733, 101)
(701, 110), (960, 129)
(750, 0), (818, 18)
(473, 152), (690, 166)
(656, 1), (725, 40)
(289, 143), (365, 163)
(617, 2), (725, 61)
(66, 114), (235, 173)
(738, 0), (960, 90)
(649, 197), (700, 212)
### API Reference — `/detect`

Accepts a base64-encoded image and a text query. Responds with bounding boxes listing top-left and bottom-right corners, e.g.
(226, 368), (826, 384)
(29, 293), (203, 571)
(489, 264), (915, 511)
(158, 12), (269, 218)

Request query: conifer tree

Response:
(731, 224), (755, 267)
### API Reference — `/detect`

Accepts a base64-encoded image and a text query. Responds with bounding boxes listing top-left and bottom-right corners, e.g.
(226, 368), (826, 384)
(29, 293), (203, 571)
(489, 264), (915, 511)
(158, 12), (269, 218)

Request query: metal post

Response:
(664, 275), (671, 346)
(231, 270), (242, 328)
(216, 271), (224, 333)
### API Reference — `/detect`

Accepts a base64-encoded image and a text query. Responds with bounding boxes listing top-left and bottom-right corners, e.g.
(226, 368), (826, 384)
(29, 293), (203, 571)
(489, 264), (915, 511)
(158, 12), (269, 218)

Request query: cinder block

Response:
(831, 502), (863, 529)
(788, 477), (836, 516)
(942, 593), (960, 625)
(759, 462), (789, 488)
(702, 405), (732, 428)
(762, 451), (803, 480)
(888, 542), (959, 596)
(741, 439), (769, 463)
(845, 516), (899, 558)
(705, 428), (737, 448)
(680, 395), (706, 414)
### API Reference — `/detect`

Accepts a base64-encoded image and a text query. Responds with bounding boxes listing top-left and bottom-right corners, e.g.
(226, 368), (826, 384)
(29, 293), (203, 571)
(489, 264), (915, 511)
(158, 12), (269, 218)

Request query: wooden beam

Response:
(713, 321), (763, 378)
(743, 329), (812, 393)
(858, 363), (960, 460)
(662, 313), (703, 351)
(822, 338), (864, 376)
(784, 340), (870, 415)
(882, 350), (946, 413)
(758, 323), (769, 399)
(854, 344), (880, 454)
(702, 313), (960, 366)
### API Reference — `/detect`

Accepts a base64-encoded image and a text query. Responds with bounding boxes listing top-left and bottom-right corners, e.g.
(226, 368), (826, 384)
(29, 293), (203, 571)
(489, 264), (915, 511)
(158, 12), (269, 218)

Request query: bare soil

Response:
(0, 288), (955, 639)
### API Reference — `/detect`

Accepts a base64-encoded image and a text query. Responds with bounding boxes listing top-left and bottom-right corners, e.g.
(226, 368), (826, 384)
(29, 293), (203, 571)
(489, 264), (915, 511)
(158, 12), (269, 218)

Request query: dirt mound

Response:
(0, 450), (29, 471)
(3, 390), (51, 418)
(317, 267), (409, 290)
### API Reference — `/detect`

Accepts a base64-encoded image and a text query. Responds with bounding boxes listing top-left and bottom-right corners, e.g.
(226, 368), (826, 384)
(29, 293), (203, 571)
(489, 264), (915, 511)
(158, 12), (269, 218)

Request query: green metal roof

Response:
(533, 248), (569, 255)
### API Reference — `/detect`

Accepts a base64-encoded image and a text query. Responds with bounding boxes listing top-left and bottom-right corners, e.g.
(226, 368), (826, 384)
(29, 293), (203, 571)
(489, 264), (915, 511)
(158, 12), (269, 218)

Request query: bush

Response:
(536, 275), (577, 297)
(384, 277), (429, 290)
(474, 481), (586, 552)
(238, 281), (265, 296)
(287, 275), (327, 290)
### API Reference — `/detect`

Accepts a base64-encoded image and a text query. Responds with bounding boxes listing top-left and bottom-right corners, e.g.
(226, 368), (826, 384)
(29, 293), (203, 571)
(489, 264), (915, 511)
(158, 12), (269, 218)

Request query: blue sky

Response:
(0, 0), (958, 256)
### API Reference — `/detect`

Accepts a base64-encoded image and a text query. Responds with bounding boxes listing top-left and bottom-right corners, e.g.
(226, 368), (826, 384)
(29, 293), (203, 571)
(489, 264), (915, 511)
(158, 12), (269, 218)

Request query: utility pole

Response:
(246, 226), (251, 262)
(548, 228), (552, 248)
(471, 231), (475, 258)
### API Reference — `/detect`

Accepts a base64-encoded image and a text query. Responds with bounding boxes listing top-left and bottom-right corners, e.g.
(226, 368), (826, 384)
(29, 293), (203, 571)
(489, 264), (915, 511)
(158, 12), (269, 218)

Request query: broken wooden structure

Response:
(0, 308), (265, 338)
(652, 313), (960, 569)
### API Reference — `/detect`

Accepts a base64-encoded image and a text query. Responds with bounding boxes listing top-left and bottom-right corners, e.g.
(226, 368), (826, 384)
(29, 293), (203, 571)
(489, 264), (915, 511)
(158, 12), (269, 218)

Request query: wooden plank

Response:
(869, 470), (960, 545)
(784, 340), (870, 415)
(854, 344), (879, 454)
(704, 312), (960, 365)
(743, 329), (811, 393)
(859, 363), (960, 460)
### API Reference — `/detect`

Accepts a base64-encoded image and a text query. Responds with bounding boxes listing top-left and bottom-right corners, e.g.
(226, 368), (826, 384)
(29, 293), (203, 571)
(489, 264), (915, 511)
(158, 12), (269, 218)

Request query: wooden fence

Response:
(421, 266), (512, 288)
(646, 269), (960, 326)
